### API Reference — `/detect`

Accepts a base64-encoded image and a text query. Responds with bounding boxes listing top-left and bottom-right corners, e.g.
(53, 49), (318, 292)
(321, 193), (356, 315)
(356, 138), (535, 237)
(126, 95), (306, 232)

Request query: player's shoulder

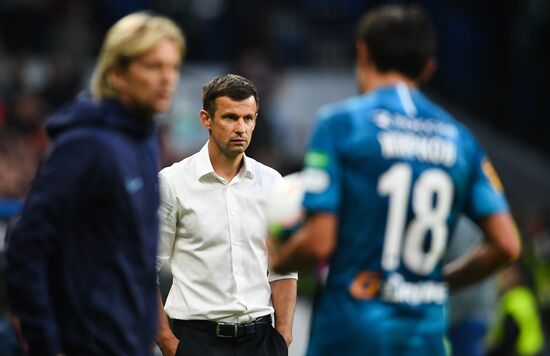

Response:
(245, 155), (282, 178)
(46, 128), (116, 168)
(416, 93), (480, 144)
(244, 156), (283, 184)
(159, 152), (198, 181)
(311, 95), (379, 141)
(436, 109), (480, 151)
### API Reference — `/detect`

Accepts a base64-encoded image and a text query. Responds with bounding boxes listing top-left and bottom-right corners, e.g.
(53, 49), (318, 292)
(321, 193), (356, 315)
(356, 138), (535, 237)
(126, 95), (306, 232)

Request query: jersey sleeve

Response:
(465, 142), (509, 219)
(302, 111), (342, 214)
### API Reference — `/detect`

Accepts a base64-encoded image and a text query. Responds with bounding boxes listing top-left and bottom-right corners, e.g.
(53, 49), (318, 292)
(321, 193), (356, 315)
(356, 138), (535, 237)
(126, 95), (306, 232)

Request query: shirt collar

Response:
(196, 141), (254, 181)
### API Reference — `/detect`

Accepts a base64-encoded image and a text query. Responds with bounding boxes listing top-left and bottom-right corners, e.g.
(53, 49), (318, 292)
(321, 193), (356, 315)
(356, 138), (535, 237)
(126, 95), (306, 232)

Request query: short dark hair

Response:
(356, 4), (436, 80)
(202, 74), (259, 116)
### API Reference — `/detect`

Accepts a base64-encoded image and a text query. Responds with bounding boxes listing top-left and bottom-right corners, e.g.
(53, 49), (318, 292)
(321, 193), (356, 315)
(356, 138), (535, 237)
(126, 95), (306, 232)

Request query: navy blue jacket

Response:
(6, 96), (160, 355)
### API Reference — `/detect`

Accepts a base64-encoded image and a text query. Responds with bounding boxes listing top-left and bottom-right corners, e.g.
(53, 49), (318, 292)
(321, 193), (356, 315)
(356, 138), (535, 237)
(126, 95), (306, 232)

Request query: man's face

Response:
(201, 96), (257, 159)
(113, 38), (181, 116)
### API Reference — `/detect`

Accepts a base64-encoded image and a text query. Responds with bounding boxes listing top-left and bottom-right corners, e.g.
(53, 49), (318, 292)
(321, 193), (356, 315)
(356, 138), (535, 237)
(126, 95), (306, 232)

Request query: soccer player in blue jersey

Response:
(269, 4), (521, 356)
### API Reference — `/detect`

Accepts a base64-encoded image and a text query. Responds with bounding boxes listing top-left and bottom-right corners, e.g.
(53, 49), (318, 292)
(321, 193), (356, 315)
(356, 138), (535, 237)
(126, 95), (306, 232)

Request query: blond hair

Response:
(91, 12), (185, 99)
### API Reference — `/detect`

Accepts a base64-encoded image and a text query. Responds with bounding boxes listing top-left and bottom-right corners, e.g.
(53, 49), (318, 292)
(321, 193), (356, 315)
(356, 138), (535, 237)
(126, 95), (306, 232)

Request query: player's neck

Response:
(358, 68), (417, 94)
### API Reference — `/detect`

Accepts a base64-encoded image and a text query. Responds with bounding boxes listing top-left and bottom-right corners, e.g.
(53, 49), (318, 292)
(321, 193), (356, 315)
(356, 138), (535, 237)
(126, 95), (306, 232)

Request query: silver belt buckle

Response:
(216, 322), (239, 337)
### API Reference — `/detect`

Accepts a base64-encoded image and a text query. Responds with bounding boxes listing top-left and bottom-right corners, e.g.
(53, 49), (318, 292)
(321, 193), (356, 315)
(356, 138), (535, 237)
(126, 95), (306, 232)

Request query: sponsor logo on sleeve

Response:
(482, 158), (504, 192)
(304, 150), (330, 169)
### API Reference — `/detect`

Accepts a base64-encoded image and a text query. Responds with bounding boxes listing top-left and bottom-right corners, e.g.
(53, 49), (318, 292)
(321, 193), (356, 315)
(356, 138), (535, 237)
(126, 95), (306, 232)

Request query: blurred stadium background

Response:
(1, 1), (550, 355)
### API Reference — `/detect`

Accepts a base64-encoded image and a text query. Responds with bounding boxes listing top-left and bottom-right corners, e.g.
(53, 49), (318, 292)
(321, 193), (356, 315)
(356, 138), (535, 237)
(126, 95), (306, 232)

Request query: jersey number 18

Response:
(378, 163), (453, 276)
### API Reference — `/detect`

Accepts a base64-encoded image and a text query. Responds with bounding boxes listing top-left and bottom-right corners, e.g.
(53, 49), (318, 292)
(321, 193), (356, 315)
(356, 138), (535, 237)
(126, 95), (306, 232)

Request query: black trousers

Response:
(172, 317), (288, 356)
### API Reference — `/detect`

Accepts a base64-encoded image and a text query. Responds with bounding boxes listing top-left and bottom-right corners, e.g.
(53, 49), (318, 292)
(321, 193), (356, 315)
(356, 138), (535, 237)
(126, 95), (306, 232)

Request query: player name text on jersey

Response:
(377, 131), (457, 167)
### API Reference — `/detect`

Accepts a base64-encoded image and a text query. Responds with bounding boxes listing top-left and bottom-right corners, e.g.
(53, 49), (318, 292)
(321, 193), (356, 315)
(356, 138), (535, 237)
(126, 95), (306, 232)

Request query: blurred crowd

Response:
(0, 1), (99, 199)
(1, 0), (549, 169)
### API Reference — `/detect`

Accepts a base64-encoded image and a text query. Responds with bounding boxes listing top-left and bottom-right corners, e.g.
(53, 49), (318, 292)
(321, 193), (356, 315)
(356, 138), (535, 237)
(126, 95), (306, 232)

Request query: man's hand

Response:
(156, 289), (180, 356)
(270, 278), (297, 350)
(158, 337), (179, 356)
(276, 326), (293, 348)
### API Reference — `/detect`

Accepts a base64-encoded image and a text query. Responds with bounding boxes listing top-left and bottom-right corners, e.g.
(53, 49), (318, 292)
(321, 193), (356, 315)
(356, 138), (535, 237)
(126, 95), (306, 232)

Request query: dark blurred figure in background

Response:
(0, 94), (49, 200)
(524, 212), (550, 340)
(5, 12), (184, 356)
(487, 262), (546, 356)
(444, 216), (498, 356)
(0, 91), (49, 356)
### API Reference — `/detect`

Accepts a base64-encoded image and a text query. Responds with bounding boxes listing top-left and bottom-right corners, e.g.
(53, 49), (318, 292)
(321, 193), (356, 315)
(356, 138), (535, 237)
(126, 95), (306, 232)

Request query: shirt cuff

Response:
(268, 271), (298, 282)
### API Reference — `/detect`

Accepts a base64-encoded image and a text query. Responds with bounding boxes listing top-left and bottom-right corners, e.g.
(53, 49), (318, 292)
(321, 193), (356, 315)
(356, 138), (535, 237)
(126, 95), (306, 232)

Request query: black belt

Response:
(174, 315), (272, 338)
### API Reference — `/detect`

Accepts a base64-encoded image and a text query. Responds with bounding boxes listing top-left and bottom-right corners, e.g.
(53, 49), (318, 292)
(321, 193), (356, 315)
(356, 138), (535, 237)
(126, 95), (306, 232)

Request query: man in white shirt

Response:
(156, 74), (297, 356)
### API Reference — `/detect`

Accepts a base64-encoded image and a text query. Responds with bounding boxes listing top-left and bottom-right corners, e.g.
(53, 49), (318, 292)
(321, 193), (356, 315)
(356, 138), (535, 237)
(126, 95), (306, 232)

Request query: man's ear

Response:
(200, 109), (211, 129)
(108, 67), (125, 93)
(418, 57), (437, 84)
(355, 40), (370, 66)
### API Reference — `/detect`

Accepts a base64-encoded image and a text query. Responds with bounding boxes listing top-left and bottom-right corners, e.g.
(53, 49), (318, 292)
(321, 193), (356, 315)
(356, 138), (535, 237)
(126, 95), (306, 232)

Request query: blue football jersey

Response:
(302, 83), (508, 355)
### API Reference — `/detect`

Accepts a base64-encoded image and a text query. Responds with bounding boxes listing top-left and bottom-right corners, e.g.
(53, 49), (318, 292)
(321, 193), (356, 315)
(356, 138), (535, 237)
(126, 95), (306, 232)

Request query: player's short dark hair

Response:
(356, 4), (436, 80)
(202, 74), (259, 116)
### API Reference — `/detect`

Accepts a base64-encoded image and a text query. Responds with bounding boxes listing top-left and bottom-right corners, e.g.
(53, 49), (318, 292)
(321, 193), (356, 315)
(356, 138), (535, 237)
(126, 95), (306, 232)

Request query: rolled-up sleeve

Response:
(268, 270), (298, 282)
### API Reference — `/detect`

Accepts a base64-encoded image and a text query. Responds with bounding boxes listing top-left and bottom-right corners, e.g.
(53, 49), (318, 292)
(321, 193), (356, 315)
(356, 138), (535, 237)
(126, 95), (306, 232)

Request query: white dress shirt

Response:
(157, 142), (297, 323)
